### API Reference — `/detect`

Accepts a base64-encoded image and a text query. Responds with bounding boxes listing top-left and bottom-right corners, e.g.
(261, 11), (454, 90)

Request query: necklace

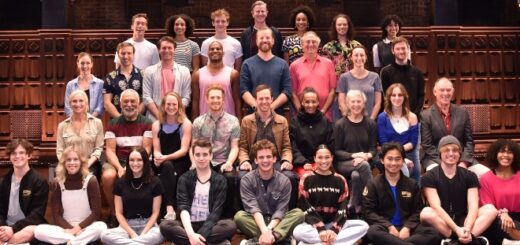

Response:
(131, 179), (143, 190)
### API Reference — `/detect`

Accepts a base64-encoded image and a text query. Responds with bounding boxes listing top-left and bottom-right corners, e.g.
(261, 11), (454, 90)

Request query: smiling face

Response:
(173, 17), (187, 36)
(212, 15), (229, 32)
(207, 89), (224, 112)
(69, 92), (88, 115)
(302, 34), (319, 56)
(392, 41), (408, 63)
(314, 148), (333, 174)
(207, 42), (224, 63)
(128, 150), (144, 177)
(64, 150), (82, 175)
(10, 145), (30, 169)
(335, 17), (348, 37)
(118, 46), (134, 67)
(255, 88), (273, 113)
(440, 144), (461, 166)
(390, 86), (404, 108)
(256, 28), (274, 53)
(159, 40), (175, 62)
(295, 12), (308, 32)
(434, 78), (454, 107)
(120, 93), (139, 119)
(497, 147), (514, 168)
(255, 148), (276, 175)
(252, 4), (268, 24)
(301, 91), (319, 114)
(351, 47), (367, 68)
(77, 55), (93, 75)
(131, 16), (148, 36)
(347, 93), (365, 116)
(382, 149), (404, 176)
(385, 20), (399, 39)
(164, 94), (179, 117)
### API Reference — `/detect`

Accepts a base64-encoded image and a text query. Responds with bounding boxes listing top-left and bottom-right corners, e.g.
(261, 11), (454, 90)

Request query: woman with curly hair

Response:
(480, 139), (520, 244)
(165, 14), (201, 72)
(282, 5), (315, 64)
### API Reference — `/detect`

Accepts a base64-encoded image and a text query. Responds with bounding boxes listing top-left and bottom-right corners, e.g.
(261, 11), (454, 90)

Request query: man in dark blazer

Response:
(420, 77), (489, 178)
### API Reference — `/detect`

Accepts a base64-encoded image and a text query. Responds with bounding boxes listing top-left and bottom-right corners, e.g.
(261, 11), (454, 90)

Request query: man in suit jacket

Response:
(420, 77), (489, 178)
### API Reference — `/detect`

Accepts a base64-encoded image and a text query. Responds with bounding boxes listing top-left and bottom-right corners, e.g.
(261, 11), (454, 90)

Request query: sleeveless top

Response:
(198, 66), (236, 115)
(376, 40), (394, 68)
(159, 122), (190, 175)
(60, 174), (93, 226)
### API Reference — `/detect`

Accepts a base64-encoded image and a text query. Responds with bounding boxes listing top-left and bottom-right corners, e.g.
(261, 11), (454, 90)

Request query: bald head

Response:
(433, 77), (454, 107)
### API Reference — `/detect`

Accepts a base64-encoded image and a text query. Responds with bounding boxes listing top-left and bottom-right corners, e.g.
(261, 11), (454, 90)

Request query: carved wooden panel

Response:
(0, 84), (9, 108)
(504, 105), (517, 129)
(504, 79), (517, 102)
(488, 79), (501, 103)
(460, 79), (473, 103)
(474, 79), (487, 103)
(490, 105), (502, 130)
(461, 104), (490, 133)
(10, 110), (41, 139)
(28, 56), (40, 81)
(474, 52), (487, 76)
(11, 84), (25, 108)
(44, 83), (54, 108)
(489, 51), (501, 76)
(56, 83), (66, 108)
(13, 57), (25, 81)
(0, 57), (9, 81)
(28, 83), (41, 108)
(0, 112), (10, 136)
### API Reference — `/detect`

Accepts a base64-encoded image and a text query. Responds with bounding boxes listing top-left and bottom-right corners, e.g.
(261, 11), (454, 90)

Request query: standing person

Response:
(34, 147), (106, 245)
(64, 52), (104, 118)
(101, 148), (164, 245)
(114, 13), (160, 70)
(192, 41), (241, 119)
(479, 139), (520, 244)
(380, 36), (424, 116)
(143, 36), (191, 121)
(151, 92), (192, 218)
(321, 14), (362, 78)
(337, 46), (383, 121)
(105, 42), (146, 118)
(421, 77), (489, 177)
(293, 145), (369, 245)
(290, 87), (334, 177)
(377, 83), (420, 180)
(0, 139), (48, 244)
(420, 136), (495, 245)
(57, 90), (104, 180)
(192, 85), (240, 218)
(362, 142), (440, 245)
(372, 15), (408, 73)
(102, 89), (153, 227)
(240, 28), (291, 114)
(200, 8), (243, 69)
(160, 140), (236, 245)
(165, 14), (201, 72)
(235, 140), (304, 245)
(290, 31), (336, 121)
(334, 90), (376, 216)
(240, 0), (283, 60)
(282, 5), (315, 64)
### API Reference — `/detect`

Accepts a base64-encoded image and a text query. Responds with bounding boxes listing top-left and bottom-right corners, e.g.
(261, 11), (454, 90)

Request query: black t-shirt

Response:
(114, 176), (163, 219)
(421, 166), (479, 225)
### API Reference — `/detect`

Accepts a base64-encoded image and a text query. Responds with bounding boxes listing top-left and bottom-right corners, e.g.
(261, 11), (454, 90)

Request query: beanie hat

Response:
(438, 135), (461, 150)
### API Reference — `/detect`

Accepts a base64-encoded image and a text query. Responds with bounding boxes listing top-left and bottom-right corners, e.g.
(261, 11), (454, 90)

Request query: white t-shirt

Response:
(200, 36), (242, 68)
(7, 175), (25, 225)
(190, 180), (210, 222)
(114, 38), (160, 70)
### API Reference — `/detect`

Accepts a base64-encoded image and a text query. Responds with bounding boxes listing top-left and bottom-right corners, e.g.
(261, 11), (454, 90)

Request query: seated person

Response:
(0, 139), (48, 244)
(100, 148), (164, 245)
(362, 142), (440, 245)
(290, 87), (334, 177)
(238, 84), (298, 207)
(34, 147), (106, 244)
(420, 136), (495, 244)
(234, 140), (304, 245)
(293, 145), (368, 245)
(192, 84), (240, 218)
(421, 77), (488, 178)
(160, 140), (236, 245)
(479, 139), (520, 244)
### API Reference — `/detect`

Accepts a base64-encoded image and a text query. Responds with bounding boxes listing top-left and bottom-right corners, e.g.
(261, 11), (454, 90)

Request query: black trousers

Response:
(160, 219), (236, 245)
(212, 163), (239, 219)
(366, 223), (442, 245)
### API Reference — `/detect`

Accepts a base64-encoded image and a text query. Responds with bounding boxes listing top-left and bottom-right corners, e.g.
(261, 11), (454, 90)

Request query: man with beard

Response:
(143, 36), (191, 121)
(192, 41), (240, 119)
(114, 13), (159, 70)
(102, 89), (153, 227)
(104, 42), (145, 118)
(240, 28), (291, 114)
(240, 1), (283, 60)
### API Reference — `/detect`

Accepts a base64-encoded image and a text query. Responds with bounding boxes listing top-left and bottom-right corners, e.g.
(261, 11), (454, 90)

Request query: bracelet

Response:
(498, 208), (509, 217)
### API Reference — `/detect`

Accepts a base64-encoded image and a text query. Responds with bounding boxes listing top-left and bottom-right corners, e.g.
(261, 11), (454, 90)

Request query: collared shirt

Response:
(290, 55), (336, 120)
(320, 39), (362, 77)
(56, 114), (104, 161)
(103, 66), (144, 112)
(438, 106), (452, 134)
(192, 111), (240, 166)
(64, 76), (104, 117)
(254, 113), (276, 152)
(240, 169), (291, 220)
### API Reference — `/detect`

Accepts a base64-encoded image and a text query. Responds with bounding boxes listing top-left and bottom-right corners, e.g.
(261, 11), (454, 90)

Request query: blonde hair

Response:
(159, 92), (186, 124)
(55, 146), (90, 183)
(76, 52), (93, 75)
(211, 8), (230, 22)
(68, 89), (90, 116)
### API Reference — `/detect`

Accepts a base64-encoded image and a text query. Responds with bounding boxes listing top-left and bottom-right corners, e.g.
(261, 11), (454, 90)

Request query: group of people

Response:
(1, 1), (519, 245)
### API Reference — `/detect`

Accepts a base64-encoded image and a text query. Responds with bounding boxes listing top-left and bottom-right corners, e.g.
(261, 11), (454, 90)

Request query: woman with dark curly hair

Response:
(480, 139), (520, 244)
(282, 5), (315, 64)
(165, 14), (201, 72)
(372, 15), (409, 72)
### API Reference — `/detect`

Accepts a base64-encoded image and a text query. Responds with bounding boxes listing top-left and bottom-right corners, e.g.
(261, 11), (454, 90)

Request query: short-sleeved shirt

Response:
(190, 181), (210, 222)
(421, 166), (479, 225)
(114, 176), (163, 219)
(7, 175), (24, 225)
(114, 38), (160, 70)
(337, 71), (383, 117)
(104, 115), (153, 162)
(174, 39), (201, 72)
(103, 66), (144, 112)
(282, 34), (303, 63)
(320, 40), (362, 77)
(192, 111), (240, 166)
(200, 36), (242, 68)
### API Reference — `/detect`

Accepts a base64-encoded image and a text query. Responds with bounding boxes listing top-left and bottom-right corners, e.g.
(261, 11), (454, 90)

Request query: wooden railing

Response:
(0, 26), (519, 160)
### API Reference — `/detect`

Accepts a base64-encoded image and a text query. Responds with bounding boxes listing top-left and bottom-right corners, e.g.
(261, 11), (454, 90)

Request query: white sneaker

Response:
(475, 236), (489, 245)
(503, 239), (520, 245)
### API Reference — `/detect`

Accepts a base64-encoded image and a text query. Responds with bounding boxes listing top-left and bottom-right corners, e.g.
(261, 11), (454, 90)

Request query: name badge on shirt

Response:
(401, 191), (411, 198)
(362, 187), (368, 196)
(22, 189), (32, 197)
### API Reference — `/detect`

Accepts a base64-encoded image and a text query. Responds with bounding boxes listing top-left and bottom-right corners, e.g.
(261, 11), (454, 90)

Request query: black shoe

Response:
(106, 215), (119, 228)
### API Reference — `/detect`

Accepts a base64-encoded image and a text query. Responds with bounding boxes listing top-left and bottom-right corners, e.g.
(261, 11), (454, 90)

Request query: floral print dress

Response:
(320, 39), (362, 77)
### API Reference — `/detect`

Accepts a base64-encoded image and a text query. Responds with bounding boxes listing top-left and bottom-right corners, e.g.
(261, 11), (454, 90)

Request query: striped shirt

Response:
(174, 39), (200, 72)
(105, 115), (152, 160)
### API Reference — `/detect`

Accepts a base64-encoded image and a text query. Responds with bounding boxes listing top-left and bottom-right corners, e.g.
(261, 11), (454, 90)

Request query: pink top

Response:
(198, 66), (235, 115)
(290, 56), (337, 121)
(161, 67), (175, 97)
(479, 171), (520, 212)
